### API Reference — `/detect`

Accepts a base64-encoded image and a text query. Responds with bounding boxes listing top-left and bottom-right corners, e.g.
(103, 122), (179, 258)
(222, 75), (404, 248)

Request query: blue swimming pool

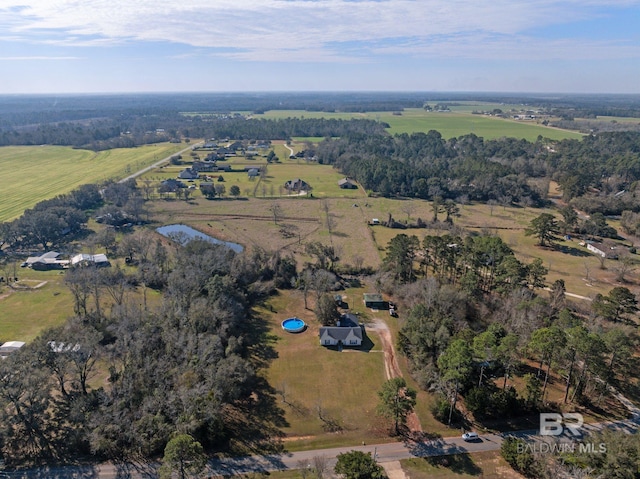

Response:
(281, 317), (306, 333)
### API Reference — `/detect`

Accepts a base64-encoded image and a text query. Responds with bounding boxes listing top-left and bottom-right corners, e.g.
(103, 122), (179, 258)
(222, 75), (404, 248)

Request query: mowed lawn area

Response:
(261, 289), (390, 450)
(0, 270), (71, 342)
(145, 155), (358, 199)
(258, 108), (584, 141)
(0, 143), (186, 222)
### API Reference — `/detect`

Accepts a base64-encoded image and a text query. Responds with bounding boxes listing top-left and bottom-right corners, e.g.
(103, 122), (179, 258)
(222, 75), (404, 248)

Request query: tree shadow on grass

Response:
(423, 454), (483, 476)
(223, 377), (289, 457)
(557, 245), (592, 257)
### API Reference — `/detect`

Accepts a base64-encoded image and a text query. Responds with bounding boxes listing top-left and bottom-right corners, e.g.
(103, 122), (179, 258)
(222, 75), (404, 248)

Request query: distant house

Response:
(160, 179), (186, 192)
(247, 168), (260, 178)
(363, 293), (385, 309)
(0, 341), (25, 357)
(284, 178), (310, 192)
(178, 168), (199, 180)
(25, 251), (69, 270)
(71, 254), (110, 268)
(192, 161), (215, 172)
(319, 325), (363, 347)
(586, 242), (619, 259)
(338, 177), (358, 189)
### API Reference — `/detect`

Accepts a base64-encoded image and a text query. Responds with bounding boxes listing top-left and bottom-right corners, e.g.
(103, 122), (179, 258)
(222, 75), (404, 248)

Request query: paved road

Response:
(4, 415), (639, 479)
(208, 433), (504, 477)
(118, 142), (203, 184)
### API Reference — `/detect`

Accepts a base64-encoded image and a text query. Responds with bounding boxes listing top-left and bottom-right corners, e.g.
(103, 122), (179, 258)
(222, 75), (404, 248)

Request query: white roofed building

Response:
(71, 253), (110, 267)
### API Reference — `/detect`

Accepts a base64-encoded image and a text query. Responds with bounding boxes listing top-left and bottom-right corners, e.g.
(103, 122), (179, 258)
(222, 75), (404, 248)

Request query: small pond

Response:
(156, 224), (244, 253)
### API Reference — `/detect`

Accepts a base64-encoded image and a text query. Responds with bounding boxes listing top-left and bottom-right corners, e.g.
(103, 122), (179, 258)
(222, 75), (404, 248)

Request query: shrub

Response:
(501, 437), (535, 476)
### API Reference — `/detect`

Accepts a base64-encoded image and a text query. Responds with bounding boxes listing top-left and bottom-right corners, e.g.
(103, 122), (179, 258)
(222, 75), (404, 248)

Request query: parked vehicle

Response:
(462, 432), (479, 441)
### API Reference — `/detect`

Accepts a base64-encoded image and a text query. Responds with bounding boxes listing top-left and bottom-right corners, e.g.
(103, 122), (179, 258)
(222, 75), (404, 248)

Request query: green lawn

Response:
(0, 270), (71, 342)
(261, 289), (391, 450)
(0, 143), (187, 222)
(401, 451), (524, 478)
(142, 156), (363, 200)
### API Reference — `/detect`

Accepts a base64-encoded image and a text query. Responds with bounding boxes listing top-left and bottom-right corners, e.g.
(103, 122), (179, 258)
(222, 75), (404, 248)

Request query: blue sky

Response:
(0, 0), (639, 94)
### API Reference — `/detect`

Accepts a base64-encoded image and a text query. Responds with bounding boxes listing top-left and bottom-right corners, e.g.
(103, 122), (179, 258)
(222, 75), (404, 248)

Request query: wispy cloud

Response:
(1, 0), (638, 62)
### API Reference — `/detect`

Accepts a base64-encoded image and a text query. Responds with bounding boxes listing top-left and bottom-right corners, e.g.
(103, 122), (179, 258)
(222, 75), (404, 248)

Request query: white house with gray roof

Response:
(319, 325), (363, 347)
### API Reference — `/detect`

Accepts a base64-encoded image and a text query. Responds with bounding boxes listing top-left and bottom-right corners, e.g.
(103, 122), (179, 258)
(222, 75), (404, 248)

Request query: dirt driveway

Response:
(367, 317), (422, 433)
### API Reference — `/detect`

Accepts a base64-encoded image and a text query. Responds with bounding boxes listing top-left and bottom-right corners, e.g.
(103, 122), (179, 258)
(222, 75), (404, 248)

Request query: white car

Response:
(462, 432), (479, 441)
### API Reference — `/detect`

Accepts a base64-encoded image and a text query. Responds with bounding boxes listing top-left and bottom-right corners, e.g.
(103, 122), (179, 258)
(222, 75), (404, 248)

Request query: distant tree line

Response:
(315, 130), (640, 215)
(0, 115), (387, 150)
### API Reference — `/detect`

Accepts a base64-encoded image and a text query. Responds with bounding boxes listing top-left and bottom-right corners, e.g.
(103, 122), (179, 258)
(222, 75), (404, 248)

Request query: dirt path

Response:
(282, 142), (295, 158)
(368, 318), (422, 433)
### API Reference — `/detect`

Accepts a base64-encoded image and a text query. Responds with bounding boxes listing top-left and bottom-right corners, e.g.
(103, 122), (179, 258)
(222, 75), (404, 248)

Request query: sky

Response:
(0, 0), (639, 94)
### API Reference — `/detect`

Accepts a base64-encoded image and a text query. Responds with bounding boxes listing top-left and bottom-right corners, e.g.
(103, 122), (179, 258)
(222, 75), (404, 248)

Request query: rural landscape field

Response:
(2, 92), (640, 479)
(0, 143), (186, 222)
(261, 106), (585, 141)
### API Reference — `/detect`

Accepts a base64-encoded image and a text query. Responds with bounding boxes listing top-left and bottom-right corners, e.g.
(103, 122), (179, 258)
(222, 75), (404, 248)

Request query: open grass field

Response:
(151, 176), (634, 302)
(401, 451), (525, 479)
(259, 108), (583, 141)
(0, 143), (187, 222)
(142, 155), (360, 200)
(0, 254), (163, 344)
(0, 270), (71, 342)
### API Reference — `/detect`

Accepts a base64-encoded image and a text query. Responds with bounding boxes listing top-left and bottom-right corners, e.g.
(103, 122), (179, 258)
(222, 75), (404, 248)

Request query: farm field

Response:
(151, 185), (631, 301)
(0, 143), (187, 222)
(258, 108), (584, 141)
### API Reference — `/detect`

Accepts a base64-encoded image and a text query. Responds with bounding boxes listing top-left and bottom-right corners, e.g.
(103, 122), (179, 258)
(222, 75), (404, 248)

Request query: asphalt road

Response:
(0, 433), (505, 478)
(118, 141), (203, 184)
(6, 418), (639, 479)
(208, 433), (505, 477)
